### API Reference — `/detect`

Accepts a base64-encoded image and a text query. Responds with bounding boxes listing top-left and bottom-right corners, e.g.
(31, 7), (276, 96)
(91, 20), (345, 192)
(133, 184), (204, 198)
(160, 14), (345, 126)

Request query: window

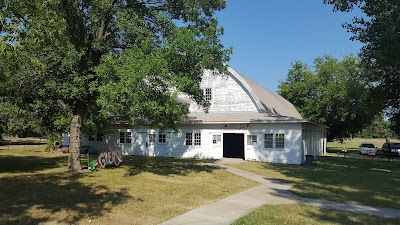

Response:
(212, 134), (221, 145)
(119, 132), (125, 143)
(276, 134), (285, 148)
(148, 133), (156, 144)
(264, 134), (273, 148)
(120, 131), (132, 144)
(194, 132), (201, 146)
(247, 135), (257, 145)
(159, 133), (166, 143)
(88, 134), (95, 142)
(186, 132), (201, 146)
(126, 132), (132, 143)
(96, 134), (103, 142)
(204, 88), (212, 100)
(185, 133), (193, 145)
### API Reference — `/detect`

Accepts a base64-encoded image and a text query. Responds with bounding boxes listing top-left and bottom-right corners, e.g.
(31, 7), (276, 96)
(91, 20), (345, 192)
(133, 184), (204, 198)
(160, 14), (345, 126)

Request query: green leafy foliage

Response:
(1, 0), (230, 170)
(356, 114), (397, 139)
(324, 0), (400, 134)
(278, 55), (380, 140)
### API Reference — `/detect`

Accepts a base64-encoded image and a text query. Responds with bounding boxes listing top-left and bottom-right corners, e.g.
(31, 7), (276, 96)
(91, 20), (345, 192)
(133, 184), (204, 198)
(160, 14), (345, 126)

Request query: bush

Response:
(45, 133), (62, 152)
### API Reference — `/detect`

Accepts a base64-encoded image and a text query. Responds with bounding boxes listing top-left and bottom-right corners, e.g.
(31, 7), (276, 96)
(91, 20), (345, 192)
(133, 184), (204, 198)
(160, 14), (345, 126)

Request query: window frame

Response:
(212, 134), (221, 146)
(204, 88), (212, 101)
(275, 133), (285, 149)
(88, 134), (95, 142)
(96, 134), (103, 142)
(126, 132), (132, 144)
(148, 133), (156, 144)
(119, 131), (132, 144)
(194, 132), (201, 146)
(119, 132), (125, 144)
(158, 133), (166, 144)
(185, 131), (202, 146)
(185, 132), (193, 146)
(264, 133), (273, 148)
(247, 135), (257, 146)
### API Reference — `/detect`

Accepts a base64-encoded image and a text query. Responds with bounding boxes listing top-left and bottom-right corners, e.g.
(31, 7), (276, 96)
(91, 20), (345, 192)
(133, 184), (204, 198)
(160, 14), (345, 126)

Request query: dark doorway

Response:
(223, 133), (244, 159)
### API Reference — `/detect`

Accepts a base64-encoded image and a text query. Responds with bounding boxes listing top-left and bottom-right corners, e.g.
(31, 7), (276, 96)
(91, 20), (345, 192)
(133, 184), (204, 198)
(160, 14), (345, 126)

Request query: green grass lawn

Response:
(223, 156), (400, 209)
(326, 138), (400, 155)
(0, 146), (258, 225)
(233, 204), (400, 225)
(327, 138), (391, 149)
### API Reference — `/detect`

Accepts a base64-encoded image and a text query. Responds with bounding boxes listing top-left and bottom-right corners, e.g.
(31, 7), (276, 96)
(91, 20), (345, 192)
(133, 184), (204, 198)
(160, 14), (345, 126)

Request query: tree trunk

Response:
(68, 110), (84, 172)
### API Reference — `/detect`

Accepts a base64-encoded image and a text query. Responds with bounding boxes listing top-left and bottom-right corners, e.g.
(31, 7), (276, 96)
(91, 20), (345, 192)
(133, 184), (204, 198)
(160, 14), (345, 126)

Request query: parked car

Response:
(381, 142), (400, 155)
(359, 142), (377, 155)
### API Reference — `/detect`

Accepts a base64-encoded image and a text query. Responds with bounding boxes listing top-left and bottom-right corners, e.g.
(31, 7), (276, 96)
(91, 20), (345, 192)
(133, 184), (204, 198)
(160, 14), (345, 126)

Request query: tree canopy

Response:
(356, 114), (397, 139)
(324, 0), (400, 134)
(278, 55), (380, 140)
(1, 0), (231, 171)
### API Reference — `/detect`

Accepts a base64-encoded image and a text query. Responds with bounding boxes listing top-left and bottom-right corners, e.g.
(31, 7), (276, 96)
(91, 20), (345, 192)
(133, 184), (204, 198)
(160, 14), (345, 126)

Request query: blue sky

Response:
(216, 0), (364, 92)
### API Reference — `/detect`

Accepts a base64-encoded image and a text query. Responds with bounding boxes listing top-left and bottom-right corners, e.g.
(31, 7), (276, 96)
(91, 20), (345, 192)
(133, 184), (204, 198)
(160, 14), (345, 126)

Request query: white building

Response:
(70, 67), (327, 164)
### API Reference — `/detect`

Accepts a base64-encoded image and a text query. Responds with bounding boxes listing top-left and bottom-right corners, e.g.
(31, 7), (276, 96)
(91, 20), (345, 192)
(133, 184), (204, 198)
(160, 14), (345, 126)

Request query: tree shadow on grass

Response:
(0, 140), (45, 146)
(0, 172), (131, 225)
(302, 205), (400, 224)
(0, 155), (67, 173)
(124, 156), (219, 177)
(263, 156), (400, 209)
(240, 205), (400, 225)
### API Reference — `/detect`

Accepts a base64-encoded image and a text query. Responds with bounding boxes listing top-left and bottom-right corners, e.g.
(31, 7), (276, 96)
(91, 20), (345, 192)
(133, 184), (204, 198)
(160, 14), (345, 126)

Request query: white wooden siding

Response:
(189, 70), (259, 113)
(72, 123), (305, 164)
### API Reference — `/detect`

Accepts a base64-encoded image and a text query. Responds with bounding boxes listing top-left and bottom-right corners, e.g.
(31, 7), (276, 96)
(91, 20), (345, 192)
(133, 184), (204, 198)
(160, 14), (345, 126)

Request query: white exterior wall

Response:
(245, 123), (303, 164)
(189, 70), (259, 113)
(301, 123), (327, 163)
(64, 69), (328, 165)
(74, 123), (304, 164)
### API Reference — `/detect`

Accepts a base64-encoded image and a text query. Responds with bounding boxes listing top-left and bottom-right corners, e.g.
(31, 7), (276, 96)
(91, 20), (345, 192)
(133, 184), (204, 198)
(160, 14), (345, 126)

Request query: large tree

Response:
(357, 114), (396, 139)
(324, 0), (400, 134)
(1, 0), (230, 171)
(278, 55), (380, 140)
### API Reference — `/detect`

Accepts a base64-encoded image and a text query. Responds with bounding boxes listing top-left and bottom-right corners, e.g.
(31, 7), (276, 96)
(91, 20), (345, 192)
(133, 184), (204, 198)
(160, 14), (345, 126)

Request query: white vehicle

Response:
(359, 142), (377, 155)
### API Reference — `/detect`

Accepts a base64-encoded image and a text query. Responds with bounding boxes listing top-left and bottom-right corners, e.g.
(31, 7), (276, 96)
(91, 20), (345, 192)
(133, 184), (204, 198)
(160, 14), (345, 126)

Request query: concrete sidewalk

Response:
(159, 163), (400, 225)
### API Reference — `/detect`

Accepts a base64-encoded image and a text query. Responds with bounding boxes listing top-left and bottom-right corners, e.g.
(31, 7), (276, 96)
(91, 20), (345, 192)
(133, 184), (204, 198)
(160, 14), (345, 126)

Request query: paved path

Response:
(160, 163), (400, 225)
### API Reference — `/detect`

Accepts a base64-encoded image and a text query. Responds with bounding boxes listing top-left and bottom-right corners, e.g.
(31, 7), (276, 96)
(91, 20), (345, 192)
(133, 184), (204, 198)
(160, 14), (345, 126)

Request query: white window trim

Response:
(204, 88), (212, 101)
(264, 133), (274, 149)
(148, 133), (156, 145)
(158, 133), (166, 144)
(212, 134), (222, 146)
(185, 132), (193, 146)
(194, 132), (201, 146)
(126, 132), (132, 144)
(119, 131), (125, 144)
(247, 134), (257, 146)
(185, 131), (202, 147)
(275, 133), (285, 149)
(263, 133), (285, 149)
(119, 131), (132, 144)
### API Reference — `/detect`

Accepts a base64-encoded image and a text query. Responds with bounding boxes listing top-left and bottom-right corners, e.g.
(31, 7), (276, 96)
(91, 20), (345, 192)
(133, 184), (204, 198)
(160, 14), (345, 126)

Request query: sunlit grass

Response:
(224, 156), (400, 209)
(326, 137), (400, 155)
(0, 147), (258, 225)
(233, 205), (400, 225)
(327, 138), (396, 149)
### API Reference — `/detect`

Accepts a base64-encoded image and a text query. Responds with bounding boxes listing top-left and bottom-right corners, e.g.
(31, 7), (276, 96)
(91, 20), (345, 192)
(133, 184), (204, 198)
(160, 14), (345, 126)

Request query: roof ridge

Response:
(227, 67), (302, 119)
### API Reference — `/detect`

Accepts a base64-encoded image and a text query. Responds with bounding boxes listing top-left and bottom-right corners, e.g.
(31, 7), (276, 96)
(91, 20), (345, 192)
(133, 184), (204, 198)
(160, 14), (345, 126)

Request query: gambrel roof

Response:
(178, 66), (305, 123)
(227, 67), (302, 119)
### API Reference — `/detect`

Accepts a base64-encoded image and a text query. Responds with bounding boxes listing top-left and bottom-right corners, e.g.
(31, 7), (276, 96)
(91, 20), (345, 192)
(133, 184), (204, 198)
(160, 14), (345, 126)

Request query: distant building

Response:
(66, 67), (327, 164)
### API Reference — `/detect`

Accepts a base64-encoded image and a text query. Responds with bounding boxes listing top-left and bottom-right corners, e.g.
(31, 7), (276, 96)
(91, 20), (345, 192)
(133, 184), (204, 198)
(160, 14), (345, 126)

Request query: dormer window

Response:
(204, 88), (212, 100)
